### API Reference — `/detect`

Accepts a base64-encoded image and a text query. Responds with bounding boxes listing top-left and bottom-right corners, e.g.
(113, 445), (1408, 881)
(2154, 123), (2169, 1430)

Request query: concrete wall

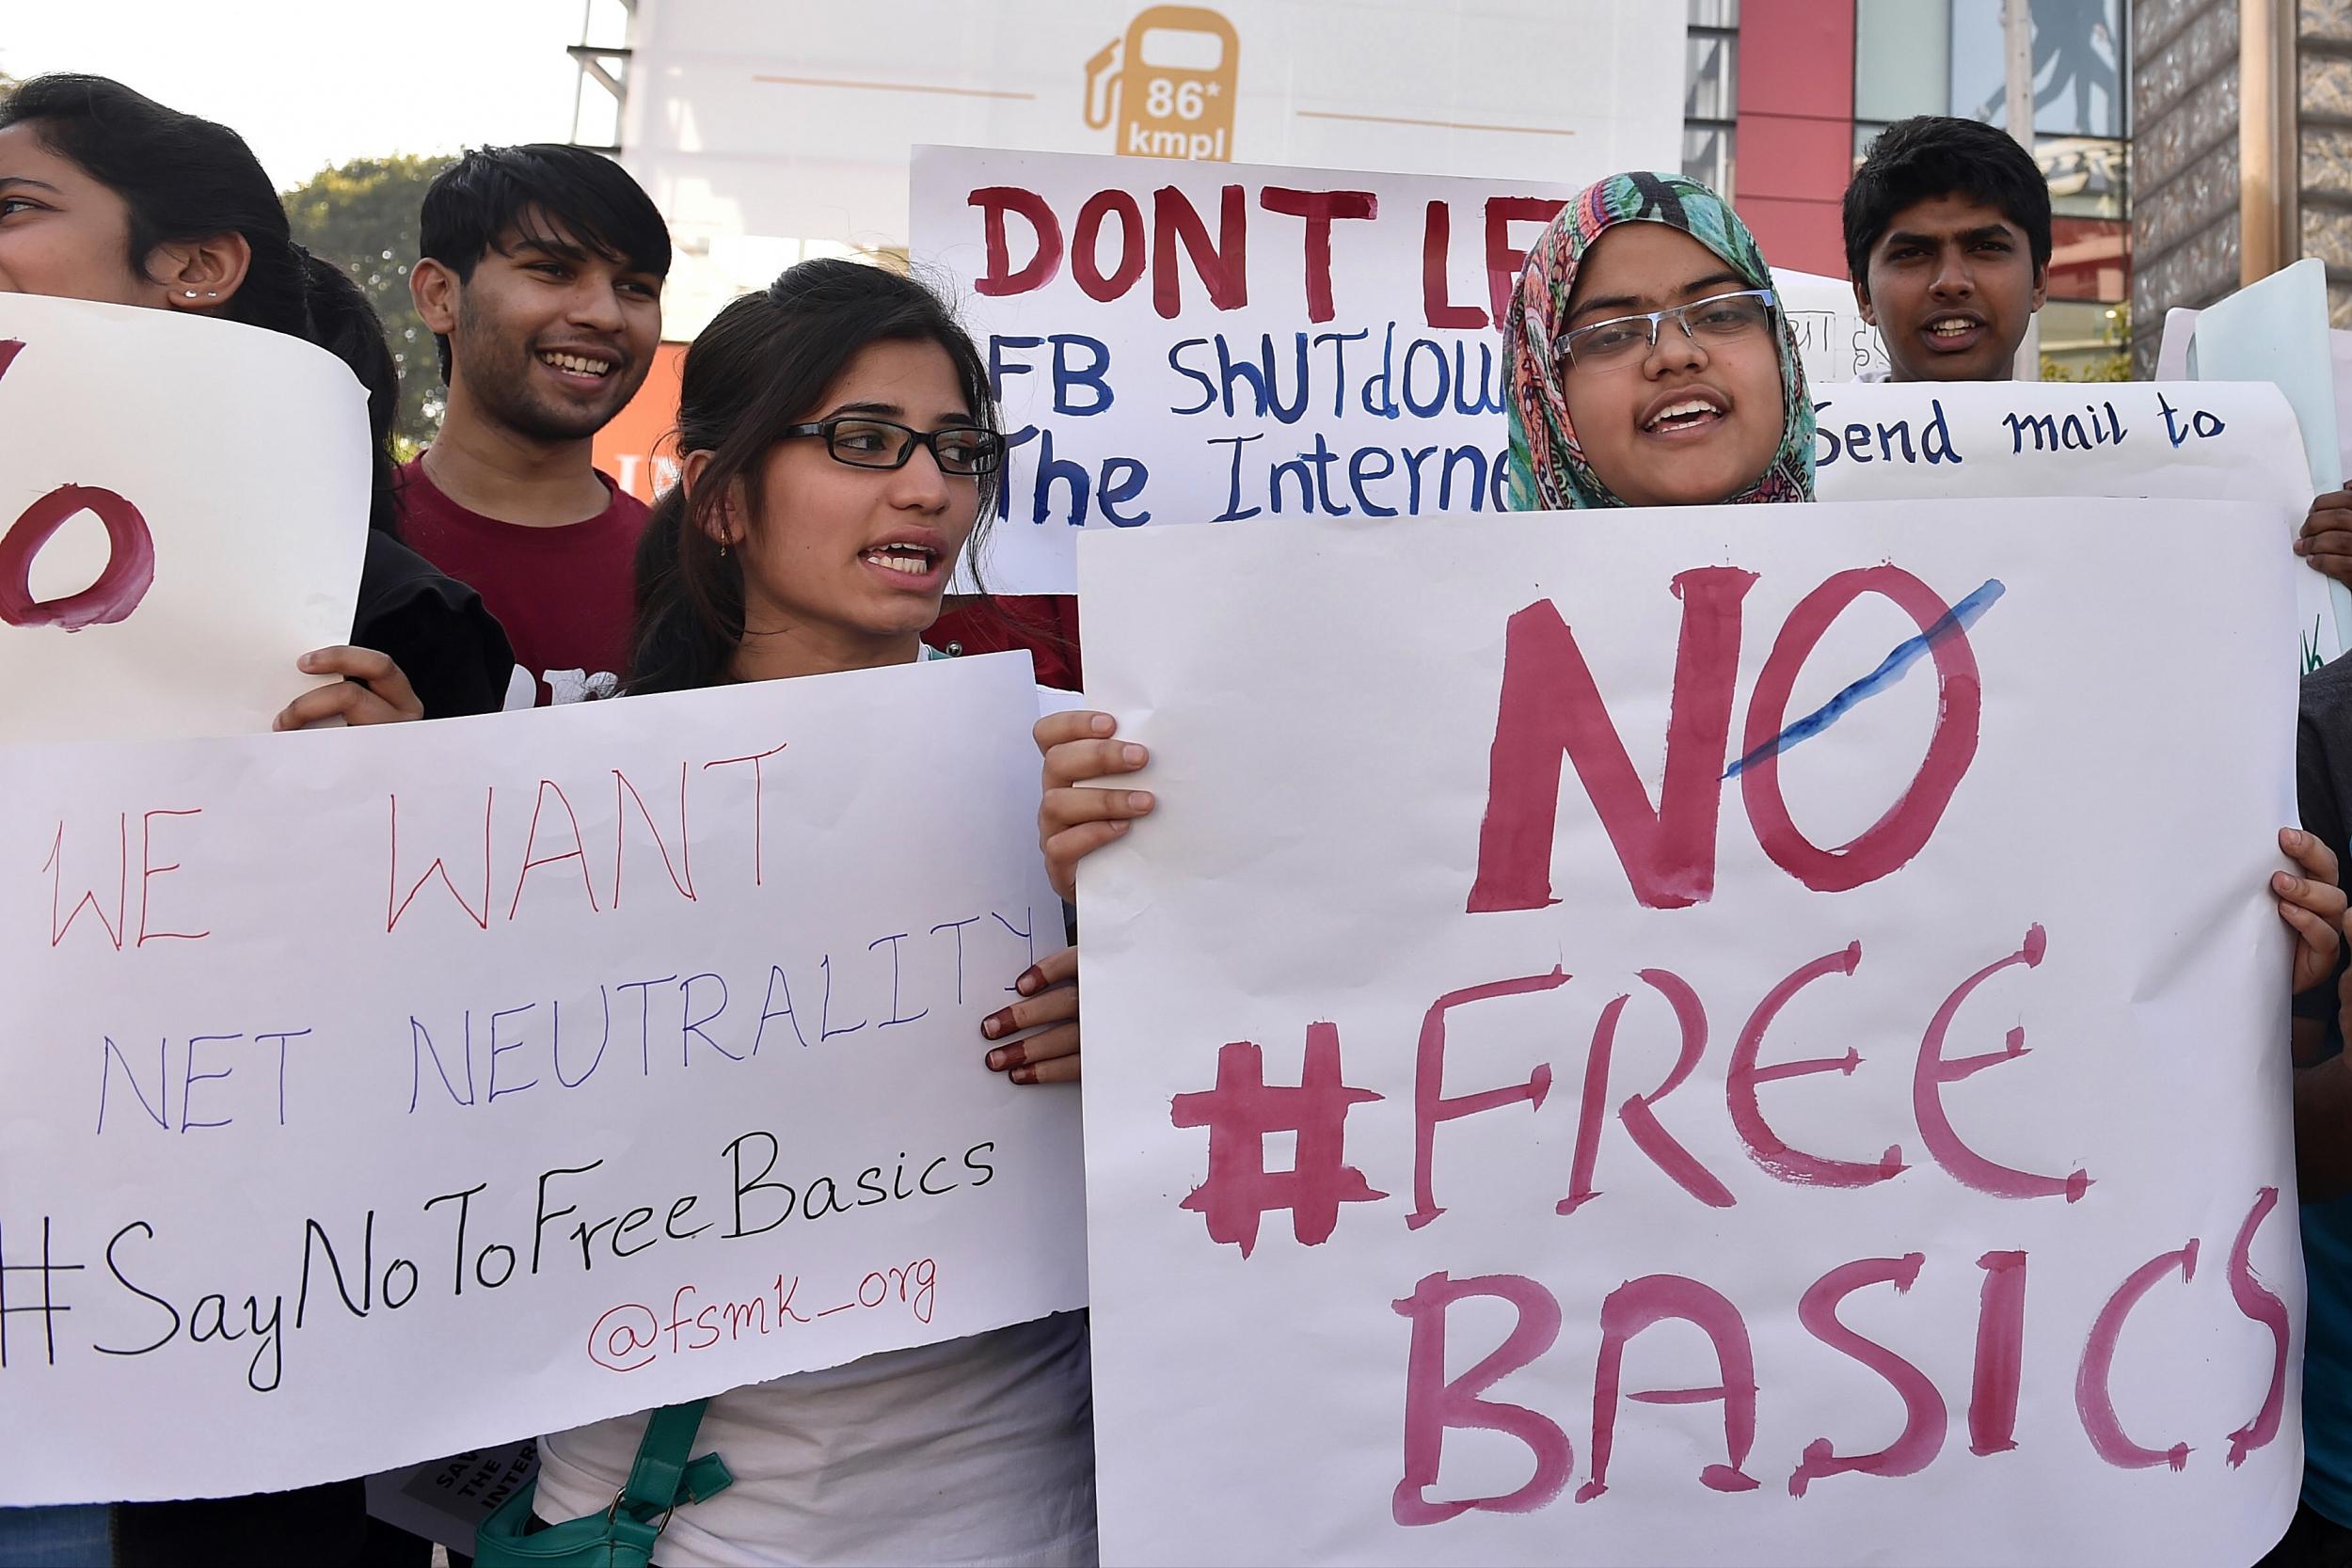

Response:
(2134, 0), (2352, 364)
(2131, 0), (2244, 371)
(2305, 0), (2352, 323)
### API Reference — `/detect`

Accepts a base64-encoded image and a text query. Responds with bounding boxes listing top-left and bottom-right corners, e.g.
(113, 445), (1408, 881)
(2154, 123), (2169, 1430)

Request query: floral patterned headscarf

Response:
(1503, 170), (1814, 510)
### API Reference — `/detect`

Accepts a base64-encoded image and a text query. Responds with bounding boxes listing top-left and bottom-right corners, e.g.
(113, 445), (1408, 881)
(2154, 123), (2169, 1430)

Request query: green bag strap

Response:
(612, 1400), (734, 1527)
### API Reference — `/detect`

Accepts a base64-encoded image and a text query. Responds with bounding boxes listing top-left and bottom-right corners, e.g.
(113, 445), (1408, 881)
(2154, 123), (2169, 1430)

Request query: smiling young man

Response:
(402, 144), (669, 705)
(1843, 116), (2051, 383)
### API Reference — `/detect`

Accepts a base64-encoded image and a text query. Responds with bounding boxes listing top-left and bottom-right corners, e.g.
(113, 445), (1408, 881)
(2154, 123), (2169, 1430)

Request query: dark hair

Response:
(0, 73), (405, 533)
(418, 144), (671, 382)
(1842, 115), (2053, 284)
(628, 259), (999, 695)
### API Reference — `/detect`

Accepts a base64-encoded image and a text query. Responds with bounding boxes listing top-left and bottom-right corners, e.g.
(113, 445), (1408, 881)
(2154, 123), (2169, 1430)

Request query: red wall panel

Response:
(1736, 114), (1858, 203)
(1739, 0), (1856, 119)
(1736, 0), (1858, 277)
(1734, 196), (1853, 277)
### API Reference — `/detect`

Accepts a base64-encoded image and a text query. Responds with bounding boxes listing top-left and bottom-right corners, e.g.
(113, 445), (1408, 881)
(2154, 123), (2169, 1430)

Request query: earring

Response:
(183, 290), (199, 298)
(718, 541), (730, 558)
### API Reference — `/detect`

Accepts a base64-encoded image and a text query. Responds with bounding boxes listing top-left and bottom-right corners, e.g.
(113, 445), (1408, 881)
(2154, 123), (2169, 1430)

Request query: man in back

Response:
(403, 144), (669, 705)
(1842, 115), (2050, 384)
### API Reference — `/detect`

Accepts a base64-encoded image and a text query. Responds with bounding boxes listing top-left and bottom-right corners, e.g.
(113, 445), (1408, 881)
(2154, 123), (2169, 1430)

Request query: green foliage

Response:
(283, 154), (454, 447)
(2041, 349), (2131, 383)
(2041, 302), (2132, 384)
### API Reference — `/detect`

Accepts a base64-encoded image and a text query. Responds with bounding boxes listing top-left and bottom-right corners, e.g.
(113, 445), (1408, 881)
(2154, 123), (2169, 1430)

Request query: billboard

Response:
(615, 0), (1687, 336)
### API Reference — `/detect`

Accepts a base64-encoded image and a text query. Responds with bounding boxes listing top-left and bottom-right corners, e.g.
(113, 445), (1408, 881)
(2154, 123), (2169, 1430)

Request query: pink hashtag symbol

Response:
(1169, 1022), (1386, 1258)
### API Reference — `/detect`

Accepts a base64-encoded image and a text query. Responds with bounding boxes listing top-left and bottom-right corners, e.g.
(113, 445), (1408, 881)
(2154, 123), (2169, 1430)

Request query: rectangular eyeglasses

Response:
(783, 418), (1006, 476)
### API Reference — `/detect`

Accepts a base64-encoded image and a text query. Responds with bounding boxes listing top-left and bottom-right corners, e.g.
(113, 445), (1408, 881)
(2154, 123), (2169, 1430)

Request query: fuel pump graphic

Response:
(1083, 6), (1239, 162)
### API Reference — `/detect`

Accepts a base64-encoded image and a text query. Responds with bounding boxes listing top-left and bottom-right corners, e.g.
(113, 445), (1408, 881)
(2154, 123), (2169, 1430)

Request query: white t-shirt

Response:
(532, 1312), (1097, 1567)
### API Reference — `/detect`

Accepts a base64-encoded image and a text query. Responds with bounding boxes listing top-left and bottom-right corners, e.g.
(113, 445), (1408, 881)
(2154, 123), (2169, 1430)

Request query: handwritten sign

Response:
(913, 146), (1882, 594)
(1774, 268), (1889, 383)
(2163, 302), (2352, 486)
(0, 653), (1083, 1504)
(1074, 500), (2298, 1566)
(0, 293), (371, 742)
(1811, 379), (2338, 668)
(2157, 265), (2352, 659)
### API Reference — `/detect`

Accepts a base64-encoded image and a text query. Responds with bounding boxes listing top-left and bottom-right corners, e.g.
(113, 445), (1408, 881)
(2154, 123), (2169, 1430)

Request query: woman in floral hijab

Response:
(1504, 170), (1814, 510)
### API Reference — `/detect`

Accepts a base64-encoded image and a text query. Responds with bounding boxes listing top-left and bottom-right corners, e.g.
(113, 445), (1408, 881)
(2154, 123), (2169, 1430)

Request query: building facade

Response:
(2129, 0), (2352, 370)
(1685, 0), (2134, 377)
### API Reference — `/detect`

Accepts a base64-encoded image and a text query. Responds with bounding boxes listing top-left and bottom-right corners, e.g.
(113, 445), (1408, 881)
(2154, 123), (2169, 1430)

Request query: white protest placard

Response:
(0, 653), (1083, 1504)
(2155, 264), (2352, 658)
(913, 146), (1882, 594)
(2163, 304), (2352, 483)
(0, 293), (371, 741)
(2336, 332), (2352, 487)
(1775, 268), (1889, 383)
(1811, 379), (2339, 668)
(2166, 261), (2344, 493)
(1075, 499), (2299, 1567)
(2158, 308), (2197, 381)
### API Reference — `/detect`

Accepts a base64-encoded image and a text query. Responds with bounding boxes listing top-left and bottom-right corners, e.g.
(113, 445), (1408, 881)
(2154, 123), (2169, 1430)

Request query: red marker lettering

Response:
(1408, 968), (1565, 1229)
(969, 187), (1062, 296)
(1421, 200), (1487, 329)
(386, 789), (494, 933)
(1787, 1253), (1946, 1497)
(1151, 184), (1248, 320)
(1914, 924), (2088, 1201)
(1468, 569), (1756, 913)
(1259, 186), (1376, 325)
(136, 808), (210, 945)
(1726, 942), (1906, 1188)
(2076, 1239), (2199, 1470)
(1739, 566), (1981, 893)
(1563, 968), (1733, 1214)
(1071, 189), (1147, 303)
(1390, 1271), (1572, 1525)
(1581, 1274), (1759, 1501)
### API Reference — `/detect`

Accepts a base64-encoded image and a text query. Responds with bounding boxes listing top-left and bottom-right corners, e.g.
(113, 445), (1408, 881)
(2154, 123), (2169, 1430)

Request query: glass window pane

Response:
(1948, 0), (2125, 138)
(1683, 125), (1735, 199)
(2037, 297), (2132, 380)
(2045, 215), (2131, 302)
(1856, 0), (1954, 120)
(2040, 135), (2128, 219)
(1686, 31), (1737, 122)
(1688, 0), (1740, 27)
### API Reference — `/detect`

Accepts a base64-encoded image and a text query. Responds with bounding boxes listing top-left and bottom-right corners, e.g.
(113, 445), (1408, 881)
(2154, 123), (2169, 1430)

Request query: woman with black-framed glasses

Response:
(626, 277), (1013, 692)
(524, 259), (1097, 1566)
(778, 415), (1006, 479)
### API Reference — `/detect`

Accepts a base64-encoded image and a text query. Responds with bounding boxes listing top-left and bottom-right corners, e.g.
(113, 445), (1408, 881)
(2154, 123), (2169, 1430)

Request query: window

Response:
(1854, 119), (1892, 168)
(2039, 135), (2129, 220)
(1684, 0), (1740, 198)
(1856, 0), (1953, 122)
(1947, 0), (2127, 139)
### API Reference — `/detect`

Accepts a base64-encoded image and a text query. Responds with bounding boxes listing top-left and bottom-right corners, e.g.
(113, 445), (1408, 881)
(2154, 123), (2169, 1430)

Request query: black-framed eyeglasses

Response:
(1559, 287), (1778, 370)
(782, 418), (1005, 476)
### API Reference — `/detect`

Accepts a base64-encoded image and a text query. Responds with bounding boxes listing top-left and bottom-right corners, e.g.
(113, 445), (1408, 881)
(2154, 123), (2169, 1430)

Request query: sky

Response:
(0, 0), (599, 189)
